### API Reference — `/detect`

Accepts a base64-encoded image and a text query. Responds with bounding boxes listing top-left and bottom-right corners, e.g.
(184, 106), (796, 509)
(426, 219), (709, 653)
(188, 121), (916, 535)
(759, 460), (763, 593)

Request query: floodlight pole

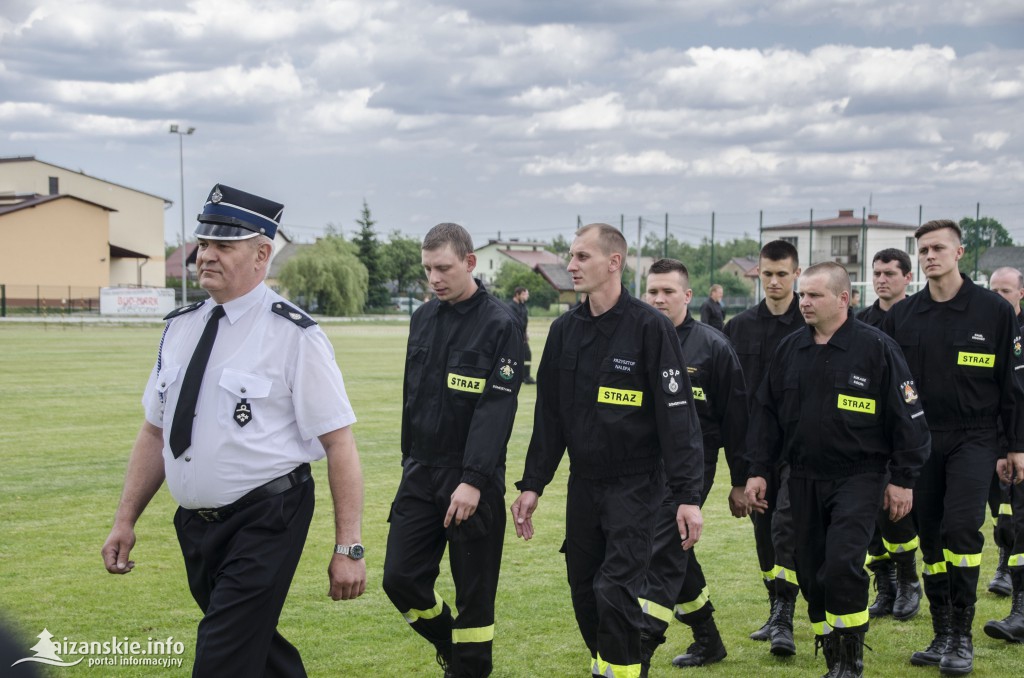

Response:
(170, 124), (196, 304)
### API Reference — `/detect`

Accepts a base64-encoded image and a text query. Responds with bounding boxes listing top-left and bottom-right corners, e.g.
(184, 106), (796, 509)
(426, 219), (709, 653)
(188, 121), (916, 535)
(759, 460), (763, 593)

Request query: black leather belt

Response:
(190, 463), (312, 523)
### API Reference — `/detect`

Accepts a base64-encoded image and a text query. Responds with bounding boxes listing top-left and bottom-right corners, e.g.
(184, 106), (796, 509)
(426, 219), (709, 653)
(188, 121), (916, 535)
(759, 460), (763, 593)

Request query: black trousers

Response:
(750, 463), (799, 594)
(989, 471), (1014, 550)
(640, 452), (715, 639)
(566, 469), (661, 675)
(382, 461), (505, 678)
(174, 478), (314, 678)
(790, 473), (887, 632)
(866, 510), (919, 566)
(916, 428), (999, 608)
(1010, 479), (1024, 587)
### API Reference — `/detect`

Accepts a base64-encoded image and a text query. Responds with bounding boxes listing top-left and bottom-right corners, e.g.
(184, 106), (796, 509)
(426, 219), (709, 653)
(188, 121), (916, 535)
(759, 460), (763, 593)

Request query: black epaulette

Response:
(271, 301), (317, 328)
(163, 300), (205, 321)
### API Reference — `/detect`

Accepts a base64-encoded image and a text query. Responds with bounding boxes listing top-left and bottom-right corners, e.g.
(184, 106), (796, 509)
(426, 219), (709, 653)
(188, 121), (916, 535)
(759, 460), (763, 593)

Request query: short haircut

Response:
(514, 286), (527, 295)
(709, 284), (723, 293)
(760, 239), (799, 267)
(801, 261), (851, 297)
(872, 248), (912, 275)
(648, 258), (690, 286)
(577, 223), (627, 258)
(915, 219), (962, 242)
(423, 222), (474, 259)
(992, 266), (1024, 290)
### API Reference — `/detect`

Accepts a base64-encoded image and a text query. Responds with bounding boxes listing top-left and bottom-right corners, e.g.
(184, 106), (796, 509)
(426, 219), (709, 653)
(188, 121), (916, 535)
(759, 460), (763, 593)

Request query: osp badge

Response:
(498, 357), (518, 382)
(900, 380), (919, 405)
(662, 368), (681, 394)
(1015, 336), (1022, 358)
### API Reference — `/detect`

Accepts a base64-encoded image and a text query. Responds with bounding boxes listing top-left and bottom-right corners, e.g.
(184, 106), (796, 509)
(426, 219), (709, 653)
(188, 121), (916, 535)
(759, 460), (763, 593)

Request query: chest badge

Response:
(901, 380), (919, 404)
(234, 399), (252, 427)
(663, 368), (681, 394)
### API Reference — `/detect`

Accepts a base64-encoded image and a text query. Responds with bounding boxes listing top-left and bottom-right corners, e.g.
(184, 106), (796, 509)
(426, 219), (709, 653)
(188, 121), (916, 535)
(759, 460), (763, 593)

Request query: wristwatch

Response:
(334, 543), (365, 560)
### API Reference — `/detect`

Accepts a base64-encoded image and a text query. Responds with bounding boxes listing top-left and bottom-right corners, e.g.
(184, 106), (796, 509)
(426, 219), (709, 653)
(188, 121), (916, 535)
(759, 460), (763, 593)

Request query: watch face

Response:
(349, 544), (365, 559)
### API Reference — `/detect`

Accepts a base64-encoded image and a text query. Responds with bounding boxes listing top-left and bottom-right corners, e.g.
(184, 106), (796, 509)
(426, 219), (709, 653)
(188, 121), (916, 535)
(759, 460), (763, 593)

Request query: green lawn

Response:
(0, 320), (1020, 676)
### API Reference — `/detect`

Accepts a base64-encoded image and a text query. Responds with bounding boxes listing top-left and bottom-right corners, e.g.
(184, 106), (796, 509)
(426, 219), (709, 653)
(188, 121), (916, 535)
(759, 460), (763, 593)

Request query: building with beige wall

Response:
(0, 156), (171, 288)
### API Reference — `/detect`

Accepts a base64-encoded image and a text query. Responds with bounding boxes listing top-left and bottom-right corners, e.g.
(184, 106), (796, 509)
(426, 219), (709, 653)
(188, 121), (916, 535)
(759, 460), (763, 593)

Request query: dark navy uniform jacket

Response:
(517, 287), (704, 507)
(676, 313), (749, 486)
(402, 282), (525, 490)
(881, 275), (1024, 448)
(748, 318), (931, 488)
(723, 296), (803, 397)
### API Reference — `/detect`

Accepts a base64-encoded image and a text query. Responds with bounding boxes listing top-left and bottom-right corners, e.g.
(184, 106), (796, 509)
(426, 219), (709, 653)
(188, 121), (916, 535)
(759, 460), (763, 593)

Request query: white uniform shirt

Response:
(143, 284), (356, 508)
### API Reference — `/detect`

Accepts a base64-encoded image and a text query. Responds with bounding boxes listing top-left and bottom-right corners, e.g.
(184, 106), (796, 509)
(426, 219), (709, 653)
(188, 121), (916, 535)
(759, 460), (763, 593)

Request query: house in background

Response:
(761, 209), (918, 291)
(977, 247), (1024, 279)
(0, 156), (171, 288)
(719, 256), (759, 292)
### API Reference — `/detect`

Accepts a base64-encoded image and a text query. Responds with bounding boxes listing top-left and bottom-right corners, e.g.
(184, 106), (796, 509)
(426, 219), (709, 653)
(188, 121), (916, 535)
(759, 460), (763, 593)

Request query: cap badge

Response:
(211, 188), (223, 203)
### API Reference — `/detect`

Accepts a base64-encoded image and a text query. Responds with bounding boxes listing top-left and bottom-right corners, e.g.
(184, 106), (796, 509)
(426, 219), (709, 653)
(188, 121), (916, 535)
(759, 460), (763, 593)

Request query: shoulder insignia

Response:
(163, 300), (205, 321)
(271, 302), (316, 328)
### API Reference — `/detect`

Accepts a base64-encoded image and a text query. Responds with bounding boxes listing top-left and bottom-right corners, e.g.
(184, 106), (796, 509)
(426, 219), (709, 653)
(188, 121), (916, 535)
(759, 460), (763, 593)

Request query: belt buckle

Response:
(196, 509), (221, 522)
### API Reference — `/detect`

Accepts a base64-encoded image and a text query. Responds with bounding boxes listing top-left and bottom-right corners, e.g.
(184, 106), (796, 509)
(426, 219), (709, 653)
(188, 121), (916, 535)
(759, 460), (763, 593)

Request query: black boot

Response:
(988, 547), (1012, 597)
(750, 581), (777, 641)
(769, 588), (797, 656)
(639, 632), (664, 678)
(523, 364), (536, 385)
(939, 605), (975, 676)
(892, 554), (922, 621)
(672, 616), (727, 667)
(984, 589), (1024, 643)
(910, 604), (952, 666)
(868, 561), (896, 619)
(814, 633), (838, 678)
(832, 630), (865, 678)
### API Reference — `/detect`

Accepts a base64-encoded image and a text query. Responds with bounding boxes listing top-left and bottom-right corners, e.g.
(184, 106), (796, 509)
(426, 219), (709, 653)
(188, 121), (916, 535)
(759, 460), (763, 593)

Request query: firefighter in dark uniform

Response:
(983, 266), (1024, 643)
(856, 248), (923, 621)
(985, 266), (1024, 597)
(511, 224), (704, 678)
(746, 262), (930, 678)
(509, 286), (536, 384)
(881, 220), (1024, 675)
(382, 223), (524, 678)
(722, 239), (803, 655)
(639, 259), (748, 670)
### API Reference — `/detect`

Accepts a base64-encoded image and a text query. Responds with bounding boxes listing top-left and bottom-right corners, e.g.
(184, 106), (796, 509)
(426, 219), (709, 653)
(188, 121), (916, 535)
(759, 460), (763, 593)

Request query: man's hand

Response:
(728, 486), (751, 518)
(676, 504), (703, 550)
(511, 491), (539, 540)
(444, 483), (481, 528)
(882, 484), (913, 522)
(328, 555), (367, 601)
(744, 476), (769, 514)
(1008, 452), (1024, 485)
(101, 524), (137, 574)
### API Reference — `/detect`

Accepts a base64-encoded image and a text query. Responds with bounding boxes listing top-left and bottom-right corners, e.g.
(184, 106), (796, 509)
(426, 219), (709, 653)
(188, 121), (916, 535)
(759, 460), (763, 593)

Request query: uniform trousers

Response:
(566, 468), (662, 676)
(989, 473), (1014, 551)
(866, 511), (919, 565)
(640, 454), (716, 640)
(750, 463), (799, 594)
(382, 460), (505, 678)
(790, 473), (887, 631)
(174, 477), (314, 678)
(915, 428), (999, 608)
(1010, 480), (1024, 585)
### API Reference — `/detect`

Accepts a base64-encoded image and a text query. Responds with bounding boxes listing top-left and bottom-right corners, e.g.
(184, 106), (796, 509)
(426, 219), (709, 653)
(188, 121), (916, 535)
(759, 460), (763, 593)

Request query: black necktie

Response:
(170, 305), (225, 458)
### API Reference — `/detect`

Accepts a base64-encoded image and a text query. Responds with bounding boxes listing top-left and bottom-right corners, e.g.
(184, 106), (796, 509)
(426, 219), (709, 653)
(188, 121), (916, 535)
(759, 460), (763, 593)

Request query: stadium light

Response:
(169, 125), (196, 304)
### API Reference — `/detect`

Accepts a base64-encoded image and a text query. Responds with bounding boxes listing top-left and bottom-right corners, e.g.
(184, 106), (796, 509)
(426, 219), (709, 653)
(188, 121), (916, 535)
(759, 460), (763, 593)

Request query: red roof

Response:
(764, 209), (915, 231)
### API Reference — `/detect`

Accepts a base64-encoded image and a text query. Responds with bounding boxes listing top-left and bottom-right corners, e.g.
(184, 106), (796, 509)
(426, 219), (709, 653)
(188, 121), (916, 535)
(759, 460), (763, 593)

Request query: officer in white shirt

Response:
(102, 184), (366, 678)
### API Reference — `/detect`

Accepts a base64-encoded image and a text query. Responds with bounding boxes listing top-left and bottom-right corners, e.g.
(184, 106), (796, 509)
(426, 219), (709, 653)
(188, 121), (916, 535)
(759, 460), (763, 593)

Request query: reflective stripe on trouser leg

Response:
(674, 587), (710, 617)
(865, 552), (890, 568)
(923, 561), (948, 576)
(593, 653), (641, 678)
(770, 564), (799, 586)
(452, 625), (494, 644)
(826, 609), (869, 632)
(943, 549), (982, 568)
(401, 589), (446, 623)
(811, 620), (831, 636)
(638, 598), (673, 625)
(1000, 503), (1012, 516)
(884, 536), (920, 554)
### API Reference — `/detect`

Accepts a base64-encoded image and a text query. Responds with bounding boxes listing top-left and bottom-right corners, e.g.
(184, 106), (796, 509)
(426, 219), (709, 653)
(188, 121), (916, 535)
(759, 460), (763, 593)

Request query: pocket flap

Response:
(156, 365), (181, 395)
(218, 368), (272, 399)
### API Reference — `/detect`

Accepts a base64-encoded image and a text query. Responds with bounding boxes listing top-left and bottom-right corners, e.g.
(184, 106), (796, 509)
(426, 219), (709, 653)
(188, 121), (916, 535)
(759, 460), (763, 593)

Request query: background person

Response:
(101, 184), (366, 678)
(508, 286), (535, 384)
(699, 284), (725, 330)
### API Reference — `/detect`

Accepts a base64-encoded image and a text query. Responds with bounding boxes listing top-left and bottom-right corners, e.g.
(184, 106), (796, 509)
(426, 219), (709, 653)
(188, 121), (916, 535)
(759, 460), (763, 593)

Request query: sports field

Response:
(0, 320), (1020, 676)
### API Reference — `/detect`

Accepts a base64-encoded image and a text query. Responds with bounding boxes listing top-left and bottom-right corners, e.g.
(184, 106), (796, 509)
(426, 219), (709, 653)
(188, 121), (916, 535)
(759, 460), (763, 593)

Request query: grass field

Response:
(1, 319), (1021, 677)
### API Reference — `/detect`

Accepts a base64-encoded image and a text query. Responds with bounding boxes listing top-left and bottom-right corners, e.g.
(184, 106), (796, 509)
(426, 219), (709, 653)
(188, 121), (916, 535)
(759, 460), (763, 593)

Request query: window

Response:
(831, 235), (859, 256)
(906, 237), (915, 254)
(780, 236), (798, 248)
(48, 176), (59, 195)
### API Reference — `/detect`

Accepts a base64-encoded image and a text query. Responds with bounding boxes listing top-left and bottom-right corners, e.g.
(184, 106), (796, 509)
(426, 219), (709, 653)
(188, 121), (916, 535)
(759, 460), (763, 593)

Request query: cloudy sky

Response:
(2, 1), (1022, 248)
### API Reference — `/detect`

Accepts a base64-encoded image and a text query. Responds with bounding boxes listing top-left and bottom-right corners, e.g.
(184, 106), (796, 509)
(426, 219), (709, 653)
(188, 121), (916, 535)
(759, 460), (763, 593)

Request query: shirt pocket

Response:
(949, 329), (998, 378)
(831, 371), (880, 428)
(779, 371), (801, 423)
(154, 364), (181, 417)
(596, 354), (645, 412)
(446, 350), (491, 399)
(217, 368), (273, 429)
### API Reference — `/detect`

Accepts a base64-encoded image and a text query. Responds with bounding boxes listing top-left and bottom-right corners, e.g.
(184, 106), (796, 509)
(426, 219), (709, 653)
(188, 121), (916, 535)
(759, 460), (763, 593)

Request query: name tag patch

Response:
(612, 357), (636, 373)
(598, 387), (643, 406)
(838, 394), (876, 414)
(848, 373), (870, 390)
(692, 387), (706, 401)
(957, 352), (994, 368)
(448, 373), (485, 393)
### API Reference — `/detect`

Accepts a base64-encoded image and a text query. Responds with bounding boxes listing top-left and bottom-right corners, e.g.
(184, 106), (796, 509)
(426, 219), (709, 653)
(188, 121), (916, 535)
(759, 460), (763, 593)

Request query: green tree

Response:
(278, 236), (368, 316)
(546, 234), (571, 257)
(492, 263), (558, 309)
(354, 200), (391, 310)
(381, 230), (426, 297)
(959, 216), (1014, 275)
